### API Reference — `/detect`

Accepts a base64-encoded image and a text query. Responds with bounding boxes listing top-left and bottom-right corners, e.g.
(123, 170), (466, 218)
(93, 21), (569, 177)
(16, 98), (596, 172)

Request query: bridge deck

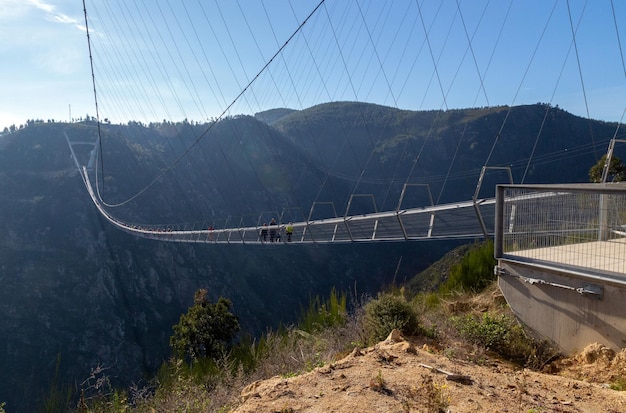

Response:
(78, 165), (495, 244)
(128, 202), (494, 244)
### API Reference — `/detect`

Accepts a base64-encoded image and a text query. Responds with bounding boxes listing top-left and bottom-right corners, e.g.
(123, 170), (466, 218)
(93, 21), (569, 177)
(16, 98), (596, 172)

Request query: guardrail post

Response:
(494, 185), (505, 258)
(396, 211), (408, 240)
(598, 193), (609, 241)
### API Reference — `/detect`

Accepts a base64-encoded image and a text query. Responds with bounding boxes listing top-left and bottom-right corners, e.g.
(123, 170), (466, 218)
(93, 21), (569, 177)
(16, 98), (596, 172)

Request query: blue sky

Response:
(1, 0), (624, 131)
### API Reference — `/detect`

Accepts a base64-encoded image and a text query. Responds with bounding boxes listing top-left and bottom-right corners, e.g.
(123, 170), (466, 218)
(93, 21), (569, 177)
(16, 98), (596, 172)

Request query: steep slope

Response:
(0, 119), (452, 412)
(233, 334), (626, 412)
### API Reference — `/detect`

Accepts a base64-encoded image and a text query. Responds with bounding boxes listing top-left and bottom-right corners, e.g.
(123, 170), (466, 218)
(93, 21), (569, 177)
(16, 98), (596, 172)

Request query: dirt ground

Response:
(233, 331), (626, 413)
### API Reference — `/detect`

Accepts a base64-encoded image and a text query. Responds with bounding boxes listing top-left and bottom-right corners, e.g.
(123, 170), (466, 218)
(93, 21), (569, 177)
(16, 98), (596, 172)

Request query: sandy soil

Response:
(233, 331), (626, 413)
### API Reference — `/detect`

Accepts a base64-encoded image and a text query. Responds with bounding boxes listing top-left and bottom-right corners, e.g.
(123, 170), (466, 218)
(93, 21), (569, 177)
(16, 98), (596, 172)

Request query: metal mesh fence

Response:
(496, 184), (626, 276)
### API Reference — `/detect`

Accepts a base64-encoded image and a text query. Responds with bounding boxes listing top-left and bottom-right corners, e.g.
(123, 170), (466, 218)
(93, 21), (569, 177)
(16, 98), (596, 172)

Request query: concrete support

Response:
(498, 260), (626, 354)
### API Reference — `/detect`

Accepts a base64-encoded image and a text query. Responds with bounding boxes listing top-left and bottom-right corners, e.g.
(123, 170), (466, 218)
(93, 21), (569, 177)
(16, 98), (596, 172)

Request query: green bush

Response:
(452, 312), (552, 366)
(589, 154), (626, 182)
(299, 288), (347, 333)
(364, 293), (419, 343)
(414, 291), (441, 310)
(610, 376), (626, 391)
(440, 241), (496, 294)
(454, 312), (510, 349)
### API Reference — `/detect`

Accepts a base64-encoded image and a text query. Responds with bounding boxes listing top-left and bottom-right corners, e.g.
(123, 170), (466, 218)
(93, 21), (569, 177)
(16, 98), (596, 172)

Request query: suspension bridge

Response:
(77, 163), (496, 245)
(73, 0), (626, 353)
(74, 0), (624, 247)
(66, 127), (499, 244)
(71, 0), (626, 251)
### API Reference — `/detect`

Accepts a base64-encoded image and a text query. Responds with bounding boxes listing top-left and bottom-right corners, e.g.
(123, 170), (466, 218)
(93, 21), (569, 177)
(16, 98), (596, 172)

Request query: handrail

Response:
(78, 166), (493, 244)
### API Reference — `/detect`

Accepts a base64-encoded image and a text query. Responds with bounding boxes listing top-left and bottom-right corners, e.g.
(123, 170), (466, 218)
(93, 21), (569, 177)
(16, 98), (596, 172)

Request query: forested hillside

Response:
(0, 102), (619, 411)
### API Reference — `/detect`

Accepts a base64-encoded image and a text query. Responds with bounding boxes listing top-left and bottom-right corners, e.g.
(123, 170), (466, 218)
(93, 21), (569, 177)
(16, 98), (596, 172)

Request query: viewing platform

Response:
(495, 183), (626, 354)
(510, 238), (626, 277)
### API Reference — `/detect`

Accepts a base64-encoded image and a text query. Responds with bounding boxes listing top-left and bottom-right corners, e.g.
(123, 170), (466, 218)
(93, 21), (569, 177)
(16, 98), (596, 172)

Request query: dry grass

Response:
(72, 279), (561, 412)
(118, 311), (369, 412)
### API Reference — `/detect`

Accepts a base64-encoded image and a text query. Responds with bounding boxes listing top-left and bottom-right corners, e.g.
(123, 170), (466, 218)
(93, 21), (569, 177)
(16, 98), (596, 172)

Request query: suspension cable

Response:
(566, 0), (598, 161)
(610, 0), (626, 79)
(83, 0), (327, 208)
(483, 0), (560, 169)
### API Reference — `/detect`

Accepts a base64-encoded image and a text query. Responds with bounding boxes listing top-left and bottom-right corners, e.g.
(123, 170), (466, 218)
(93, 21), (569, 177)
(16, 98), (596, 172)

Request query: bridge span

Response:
(79, 166), (494, 244)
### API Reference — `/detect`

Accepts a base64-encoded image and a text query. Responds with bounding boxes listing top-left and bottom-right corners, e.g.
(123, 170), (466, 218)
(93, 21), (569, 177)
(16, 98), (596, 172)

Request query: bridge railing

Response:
(495, 183), (626, 277)
(79, 164), (495, 244)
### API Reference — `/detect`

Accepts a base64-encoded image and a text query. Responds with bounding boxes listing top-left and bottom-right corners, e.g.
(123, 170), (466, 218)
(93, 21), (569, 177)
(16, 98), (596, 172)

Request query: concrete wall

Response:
(498, 260), (626, 354)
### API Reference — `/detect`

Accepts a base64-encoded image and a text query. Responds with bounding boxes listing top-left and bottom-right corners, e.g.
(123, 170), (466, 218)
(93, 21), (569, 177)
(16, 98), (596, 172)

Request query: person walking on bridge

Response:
(269, 218), (277, 242)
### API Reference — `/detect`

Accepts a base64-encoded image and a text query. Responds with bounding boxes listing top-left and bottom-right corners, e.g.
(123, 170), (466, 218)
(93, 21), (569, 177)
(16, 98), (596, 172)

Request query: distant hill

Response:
(255, 108), (298, 125)
(0, 102), (620, 411)
(273, 102), (616, 208)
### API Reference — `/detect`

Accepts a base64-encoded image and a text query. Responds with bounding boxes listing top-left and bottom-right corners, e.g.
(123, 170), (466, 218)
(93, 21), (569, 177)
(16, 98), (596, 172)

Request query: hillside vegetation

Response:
(0, 102), (622, 411)
(60, 241), (625, 412)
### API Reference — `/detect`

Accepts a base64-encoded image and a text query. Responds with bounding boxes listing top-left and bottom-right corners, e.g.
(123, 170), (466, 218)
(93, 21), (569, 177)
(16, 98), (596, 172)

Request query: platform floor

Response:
(507, 238), (626, 275)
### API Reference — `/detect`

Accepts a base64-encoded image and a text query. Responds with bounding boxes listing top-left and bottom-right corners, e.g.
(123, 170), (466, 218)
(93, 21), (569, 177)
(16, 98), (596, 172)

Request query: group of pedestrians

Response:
(260, 218), (294, 242)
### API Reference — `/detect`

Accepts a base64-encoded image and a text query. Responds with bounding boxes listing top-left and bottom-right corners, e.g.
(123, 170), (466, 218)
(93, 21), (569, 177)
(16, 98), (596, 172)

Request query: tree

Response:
(170, 289), (240, 360)
(589, 155), (626, 183)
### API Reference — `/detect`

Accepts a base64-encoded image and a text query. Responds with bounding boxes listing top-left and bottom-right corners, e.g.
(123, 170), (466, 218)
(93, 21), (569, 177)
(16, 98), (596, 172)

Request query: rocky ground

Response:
(233, 331), (626, 412)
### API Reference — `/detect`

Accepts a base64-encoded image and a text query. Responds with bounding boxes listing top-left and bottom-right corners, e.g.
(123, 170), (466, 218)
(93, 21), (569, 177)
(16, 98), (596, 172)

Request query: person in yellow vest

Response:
(286, 222), (294, 242)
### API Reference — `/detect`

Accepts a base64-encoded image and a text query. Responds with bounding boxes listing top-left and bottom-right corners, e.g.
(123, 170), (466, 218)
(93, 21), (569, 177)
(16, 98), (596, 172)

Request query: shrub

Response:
(452, 312), (555, 367)
(414, 291), (441, 310)
(299, 288), (347, 333)
(610, 376), (626, 391)
(454, 312), (511, 349)
(440, 241), (496, 294)
(364, 293), (419, 343)
(589, 154), (626, 182)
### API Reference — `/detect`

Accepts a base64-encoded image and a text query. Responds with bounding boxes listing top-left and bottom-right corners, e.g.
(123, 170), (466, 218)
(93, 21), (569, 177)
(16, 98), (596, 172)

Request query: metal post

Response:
(494, 185), (505, 258)
(396, 211), (408, 240)
(598, 192), (609, 241)
(372, 219), (379, 240)
(427, 213), (435, 238)
(473, 166), (513, 241)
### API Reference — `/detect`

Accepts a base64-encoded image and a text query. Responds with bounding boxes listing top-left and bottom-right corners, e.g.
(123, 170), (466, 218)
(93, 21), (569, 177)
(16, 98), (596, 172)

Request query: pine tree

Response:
(170, 289), (240, 360)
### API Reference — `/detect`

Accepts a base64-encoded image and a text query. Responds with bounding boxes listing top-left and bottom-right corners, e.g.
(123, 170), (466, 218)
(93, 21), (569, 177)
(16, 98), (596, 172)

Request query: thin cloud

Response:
(26, 0), (86, 31)
(26, 0), (56, 14)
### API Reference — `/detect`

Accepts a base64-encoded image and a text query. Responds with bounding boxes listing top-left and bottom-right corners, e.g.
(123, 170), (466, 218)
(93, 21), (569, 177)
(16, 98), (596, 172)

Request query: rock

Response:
(317, 365), (333, 374)
(578, 343), (615, 364)
(612, 349), (626, 369)
(401, 342), (417, 354)
(240, 380), (263, 402)
(350, 347), (363, 357)
(386, 329), (404, 343)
